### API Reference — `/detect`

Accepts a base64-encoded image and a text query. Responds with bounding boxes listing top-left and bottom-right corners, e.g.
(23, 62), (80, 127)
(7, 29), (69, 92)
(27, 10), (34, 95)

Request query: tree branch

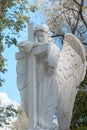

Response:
(64, 12), (73, 32)
(73, 0), (81, 6)
(72, 13), (79, 34)
(78, 0), (87, 27)
(80, 14), (87, 27)
(48, 8), (79, 25)
(81, 30), (87, 34)
(51, 34), (64, 38)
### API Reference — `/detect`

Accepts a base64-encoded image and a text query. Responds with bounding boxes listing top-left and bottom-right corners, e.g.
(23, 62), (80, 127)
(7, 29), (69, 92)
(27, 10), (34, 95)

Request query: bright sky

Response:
(0, 45), (20, 102)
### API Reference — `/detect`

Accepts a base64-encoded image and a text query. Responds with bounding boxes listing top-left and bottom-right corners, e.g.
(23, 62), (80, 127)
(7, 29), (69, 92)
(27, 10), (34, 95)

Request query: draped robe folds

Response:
(36, 42), (60, 129)
(16, 41), (60, 130)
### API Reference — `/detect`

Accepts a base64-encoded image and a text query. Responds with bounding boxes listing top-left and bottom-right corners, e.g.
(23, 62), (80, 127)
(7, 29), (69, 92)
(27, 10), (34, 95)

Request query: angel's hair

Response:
(34, 24), (52, 43)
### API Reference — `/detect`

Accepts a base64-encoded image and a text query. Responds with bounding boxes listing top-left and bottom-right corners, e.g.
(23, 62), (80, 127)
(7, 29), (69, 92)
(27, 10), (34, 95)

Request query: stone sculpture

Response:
(16, 24), (86, 130)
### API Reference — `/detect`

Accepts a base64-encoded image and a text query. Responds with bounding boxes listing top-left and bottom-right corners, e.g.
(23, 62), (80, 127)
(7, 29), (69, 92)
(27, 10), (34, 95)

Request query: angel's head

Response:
(34, 24), (52, 44)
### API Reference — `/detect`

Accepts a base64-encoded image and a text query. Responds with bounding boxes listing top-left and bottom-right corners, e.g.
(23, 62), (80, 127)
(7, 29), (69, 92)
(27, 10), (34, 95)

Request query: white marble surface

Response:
(16, 24), (86, 130)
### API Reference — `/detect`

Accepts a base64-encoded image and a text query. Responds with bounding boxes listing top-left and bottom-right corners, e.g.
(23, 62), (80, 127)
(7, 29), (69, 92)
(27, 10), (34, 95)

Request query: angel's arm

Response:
(18, 41), (40, 53)
(44, 43), (60, 71)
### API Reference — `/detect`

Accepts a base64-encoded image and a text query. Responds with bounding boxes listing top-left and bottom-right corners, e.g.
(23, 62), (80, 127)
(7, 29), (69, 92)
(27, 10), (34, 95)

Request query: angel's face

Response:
(36, 30), (48, 43)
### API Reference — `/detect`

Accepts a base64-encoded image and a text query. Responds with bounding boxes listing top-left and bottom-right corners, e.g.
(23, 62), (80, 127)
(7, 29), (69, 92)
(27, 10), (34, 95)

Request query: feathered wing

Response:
(57, 34), (86, 130)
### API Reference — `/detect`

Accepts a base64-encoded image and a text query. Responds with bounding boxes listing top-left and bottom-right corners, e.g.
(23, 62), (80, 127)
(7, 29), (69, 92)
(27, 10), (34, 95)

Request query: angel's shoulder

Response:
(50, 43), (60, 53)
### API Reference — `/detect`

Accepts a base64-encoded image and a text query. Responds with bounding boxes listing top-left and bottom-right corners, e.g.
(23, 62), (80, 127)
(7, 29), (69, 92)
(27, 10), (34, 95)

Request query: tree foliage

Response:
(0, 104), (17, 128)
(71, 89), (87, 129)
(38, 0), (87, 44)
(70, 69), (87, 129)
(11, 104), (28, 130)
(0, 0), (30, 86)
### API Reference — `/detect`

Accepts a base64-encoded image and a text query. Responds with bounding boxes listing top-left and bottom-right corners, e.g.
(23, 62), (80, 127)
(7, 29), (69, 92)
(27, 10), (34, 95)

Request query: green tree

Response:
(0, 0), (30, 86)
(70, 70), (87, 129)
(0, 104), (18, 128)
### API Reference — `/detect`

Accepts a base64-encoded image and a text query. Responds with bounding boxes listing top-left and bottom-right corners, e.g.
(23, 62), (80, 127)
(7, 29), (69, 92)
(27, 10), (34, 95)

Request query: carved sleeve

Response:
(44, 43), (60, 73)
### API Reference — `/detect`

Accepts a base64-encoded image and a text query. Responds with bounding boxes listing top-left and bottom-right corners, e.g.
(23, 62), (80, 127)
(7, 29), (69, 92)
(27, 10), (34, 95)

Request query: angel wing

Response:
(56, 34), (86, 130)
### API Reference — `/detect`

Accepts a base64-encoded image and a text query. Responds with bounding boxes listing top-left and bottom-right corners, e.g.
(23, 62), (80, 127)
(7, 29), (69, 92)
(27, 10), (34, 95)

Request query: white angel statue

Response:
(34, 25), (86, 130)
(16, 24), (86, 130)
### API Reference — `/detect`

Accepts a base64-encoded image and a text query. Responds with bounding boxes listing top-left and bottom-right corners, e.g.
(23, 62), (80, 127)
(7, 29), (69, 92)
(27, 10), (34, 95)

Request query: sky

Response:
(0, 45), (20, 102)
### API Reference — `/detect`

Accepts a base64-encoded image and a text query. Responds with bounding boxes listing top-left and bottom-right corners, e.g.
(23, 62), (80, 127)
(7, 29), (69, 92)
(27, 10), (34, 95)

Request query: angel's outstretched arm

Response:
(18, 41), (39, 53)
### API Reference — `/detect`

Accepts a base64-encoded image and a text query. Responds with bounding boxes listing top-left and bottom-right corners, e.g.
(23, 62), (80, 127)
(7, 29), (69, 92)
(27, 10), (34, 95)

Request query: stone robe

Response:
(36, 42), (60, 129)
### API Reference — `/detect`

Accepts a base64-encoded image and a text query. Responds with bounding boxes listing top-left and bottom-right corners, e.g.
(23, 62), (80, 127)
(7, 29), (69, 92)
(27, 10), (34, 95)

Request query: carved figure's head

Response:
(34, 24), (52, 44)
